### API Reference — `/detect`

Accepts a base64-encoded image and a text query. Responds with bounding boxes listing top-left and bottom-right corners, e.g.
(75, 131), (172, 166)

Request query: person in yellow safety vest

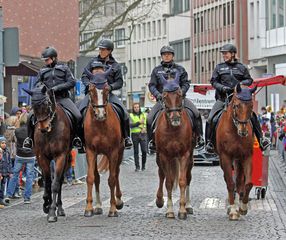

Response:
(130, 103), (147, 172)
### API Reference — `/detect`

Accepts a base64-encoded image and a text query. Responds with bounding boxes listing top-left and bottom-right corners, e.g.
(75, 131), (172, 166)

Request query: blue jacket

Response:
(0, 148), (12, 176)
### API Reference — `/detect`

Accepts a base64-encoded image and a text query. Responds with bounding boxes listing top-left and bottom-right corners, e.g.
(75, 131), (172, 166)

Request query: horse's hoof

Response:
(116, 201), (124, 210)
(43, 205), (50, 214)
(47, 215), (57, 223)
(93, 208), (103, 215)
(57, 209), (66, 217)
(108, 211), (118, 217)
(227, 207), (231, 215)
(156, 199), (164, 208)
(84, 210), (94, 217)
(186, 207), (194, 215)
(239, 208), (248, 215)
(178, 212), (187, 220)
(165, 212), (175, 219)
(229, 212), (240, 221)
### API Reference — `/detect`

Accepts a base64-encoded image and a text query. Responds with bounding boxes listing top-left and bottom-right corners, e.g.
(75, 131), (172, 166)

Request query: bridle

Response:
(88, 94), (108, 115)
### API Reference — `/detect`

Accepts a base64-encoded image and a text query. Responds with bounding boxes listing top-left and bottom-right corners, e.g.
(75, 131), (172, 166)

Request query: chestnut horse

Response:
(216, 84), (256, 220)
(155, 74), (195, 220)
(24, 85), (73, 222)
(83, 69), (124, 217)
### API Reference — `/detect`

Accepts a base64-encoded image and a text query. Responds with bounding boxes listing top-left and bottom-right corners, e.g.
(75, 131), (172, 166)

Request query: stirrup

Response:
(72, 137), (82, 148)
(124, 137), (133, 149)
(148, 140), (156, 154)
(195, 136), (205, 150)
(205, 142), (214, 153)
(260, 138), (271, 151)
(23, 138), (33, 149)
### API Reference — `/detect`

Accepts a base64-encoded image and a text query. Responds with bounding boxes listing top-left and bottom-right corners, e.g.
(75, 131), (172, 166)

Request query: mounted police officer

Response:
(80, 39), (132, 149)
(23, 46), (83, 149)
(205, 43), (271, 153)
(147, 45), (205, 152)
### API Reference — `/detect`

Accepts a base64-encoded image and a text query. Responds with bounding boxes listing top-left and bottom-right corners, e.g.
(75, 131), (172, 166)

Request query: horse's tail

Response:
(97, 155), (109, 173)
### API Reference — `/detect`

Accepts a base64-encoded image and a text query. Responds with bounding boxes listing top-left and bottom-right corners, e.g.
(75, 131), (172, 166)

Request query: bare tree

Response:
(79, 0), (156, 54)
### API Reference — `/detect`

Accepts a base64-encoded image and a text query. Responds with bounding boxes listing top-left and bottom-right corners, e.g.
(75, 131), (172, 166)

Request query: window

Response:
(143, 58), (146, 75)
(278, 0), (285, 27)
(143, 23), (146, 39)
(227, 3), (230, 25)
(147, 22), (151, 38)
(231, 1), (235, 24)
(82, 32), (92, 51)
(157, 20), (161, 36)
(137, 24), (141, 40)
(184, 0), (190, 11)
(271, 0), (277, 29)
(163, 19), (167, 35)
(170, 41), (184, 61)
(115, 28), (125, 47)
(152, 21), (156, 36)
(133, 60), (137, 76)
(138, 59), (141, 75)
(170, 0), (189, 14)
(185, 39), (190, 60)
(148, 58), (151, 74)
(223, 4), (227, 26)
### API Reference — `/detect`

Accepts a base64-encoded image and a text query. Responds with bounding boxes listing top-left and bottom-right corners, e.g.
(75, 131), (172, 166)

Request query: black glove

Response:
(156, 93), (163, 101)
(222, 86), (232, 94)
(51, 86), (59, 92)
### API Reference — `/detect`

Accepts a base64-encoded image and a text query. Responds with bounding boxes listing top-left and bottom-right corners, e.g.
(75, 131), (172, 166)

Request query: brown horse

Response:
(83, 69), (124, 217)
(24, 85), (72, 222)
(155, 74), (195, 220)
(216, 83), (256, 220)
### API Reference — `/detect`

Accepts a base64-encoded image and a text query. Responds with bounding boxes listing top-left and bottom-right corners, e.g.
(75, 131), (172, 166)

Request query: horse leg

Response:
(220, 154), (239, 220)
(178, 154), (189, 220)
(84, 149), (96, 217)
(93, 156), (102, 215)
(186, 157), (194, 215)
(156, 153), (165, 208)
(40, 158), (52, 215)
(48, 154), (66, 223)
(239, 156), (253, 215)
(56, 173), (65, 217)
(115, 149), (124, 210)
(165, 174), (175, 219)
(108, 151), (119, 217)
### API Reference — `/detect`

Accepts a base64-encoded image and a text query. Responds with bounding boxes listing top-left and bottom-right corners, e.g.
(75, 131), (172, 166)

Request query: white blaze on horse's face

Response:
(163, 90), (183, 127)
(95, 88), (106, 121)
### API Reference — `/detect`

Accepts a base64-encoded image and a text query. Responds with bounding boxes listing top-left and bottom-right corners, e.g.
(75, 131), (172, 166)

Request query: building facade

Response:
(248, 0), (286, 111)
(191, 0), (249, 84)
(0, 0), (79, 111)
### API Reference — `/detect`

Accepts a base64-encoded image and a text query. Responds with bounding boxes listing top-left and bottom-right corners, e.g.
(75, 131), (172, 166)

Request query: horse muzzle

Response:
(238, 129), (248, 137)
(95, 113), (107, 121)
(170, 116), (181, 127)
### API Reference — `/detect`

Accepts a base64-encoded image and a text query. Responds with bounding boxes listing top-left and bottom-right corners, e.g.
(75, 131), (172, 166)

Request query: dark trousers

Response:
(0, 176), (9, 199)
(131, 132), (147, 169)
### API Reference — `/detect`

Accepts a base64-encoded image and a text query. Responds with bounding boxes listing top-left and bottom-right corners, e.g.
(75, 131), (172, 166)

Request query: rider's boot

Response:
(123, 119), (133, 149)
(23, 115), (34, 150)
(204, 122), (215, 153)
(194, 115), (205, 150)
(251, 113), (271, 151)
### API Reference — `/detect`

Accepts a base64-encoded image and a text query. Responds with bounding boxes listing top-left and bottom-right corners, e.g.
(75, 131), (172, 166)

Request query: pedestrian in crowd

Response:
(147, 45), (205, 152)
(205, 43), (271, 152)
(130, 103), (147, 171)
(260, 106), (271, 137)
(23, 46), (83, 151)
(6, 113), (35, 204)
(80, 39), (132, 149)
(0, 136), (13, 207)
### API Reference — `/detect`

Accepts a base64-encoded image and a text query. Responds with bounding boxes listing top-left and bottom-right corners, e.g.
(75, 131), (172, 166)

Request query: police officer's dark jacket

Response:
(81, 55), (123, 91)
(34, 62), (75, 98)
(210, 60), (253, 101)
(149, 61), (190, 99)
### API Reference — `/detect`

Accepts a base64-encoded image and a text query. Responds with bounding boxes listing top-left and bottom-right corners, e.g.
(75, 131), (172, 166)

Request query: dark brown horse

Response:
(216, 84), (256, 220)
(24, 85), (73, 222)
(83, 69), (124, 217)
(154, 74), (195, 220)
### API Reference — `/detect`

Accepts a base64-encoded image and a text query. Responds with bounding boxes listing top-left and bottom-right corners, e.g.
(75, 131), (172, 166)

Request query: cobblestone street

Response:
(1, 150), (286, 240)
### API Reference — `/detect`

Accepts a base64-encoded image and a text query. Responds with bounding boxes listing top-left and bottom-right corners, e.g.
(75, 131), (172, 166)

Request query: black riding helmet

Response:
(220, 44), (237, 53)
(98, 39), (114, 51)
(160, 45), (175, 55)
(41, 47), (58, 60)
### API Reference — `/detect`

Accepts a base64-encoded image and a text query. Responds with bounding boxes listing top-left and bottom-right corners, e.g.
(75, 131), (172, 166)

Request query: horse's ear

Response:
(236, 83), (242, 93)
(174, 70), (180, 85)
(158, 73), (168, 85)
(41, 85), (47, 94)
(84, 67), (94, 78)
(23, 88), (33, 96)
(250, 85), (257, 94)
